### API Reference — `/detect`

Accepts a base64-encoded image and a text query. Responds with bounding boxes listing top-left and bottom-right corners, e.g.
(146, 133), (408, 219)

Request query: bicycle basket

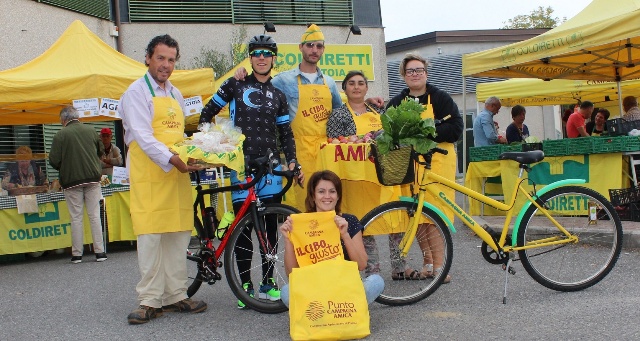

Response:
(370, 144), (415, 186)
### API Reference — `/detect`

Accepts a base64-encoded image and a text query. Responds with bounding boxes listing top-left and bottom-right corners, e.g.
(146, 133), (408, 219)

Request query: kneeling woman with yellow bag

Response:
(279, 170), (385, 305)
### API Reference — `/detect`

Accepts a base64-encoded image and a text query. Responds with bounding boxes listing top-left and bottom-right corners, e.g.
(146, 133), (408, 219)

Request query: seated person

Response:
(1, 146), (48, 190)
(278, 170), (385, 306)
(623, 96), (640, 122)
(586, 108), (610, 136)
(505, 105), (529, 143)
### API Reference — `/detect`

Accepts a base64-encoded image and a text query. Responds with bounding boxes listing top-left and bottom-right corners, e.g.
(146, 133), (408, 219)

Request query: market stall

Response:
(460, 0), (640, 182)
(0, 20), (216, 255)
(465, 153), (629, 216)
(466, 135), (640, 216)
(0, 183), (217, 255)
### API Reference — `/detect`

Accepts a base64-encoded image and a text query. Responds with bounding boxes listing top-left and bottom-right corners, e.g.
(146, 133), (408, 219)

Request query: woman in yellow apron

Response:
(385, 53), (464, 283)
(326, 70), (395, 220)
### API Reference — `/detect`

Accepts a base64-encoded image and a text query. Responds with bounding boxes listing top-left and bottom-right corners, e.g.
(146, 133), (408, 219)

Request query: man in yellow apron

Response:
(118, 35), (207, 324)
(384, 53), (464, 283)
(269, 24), (344, 211)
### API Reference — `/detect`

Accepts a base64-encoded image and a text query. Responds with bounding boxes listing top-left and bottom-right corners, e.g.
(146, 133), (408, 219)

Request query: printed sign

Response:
(99, 98), (120, 118)
(184, 96), (203, 117)
(112, 166), (130, 185)
(72, 98), (100, 117)
(240, 44), (375, 81)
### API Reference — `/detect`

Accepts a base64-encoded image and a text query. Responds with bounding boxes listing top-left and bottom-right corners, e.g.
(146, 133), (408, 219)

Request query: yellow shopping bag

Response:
(289, 211), (344, 266)
(289, 259), (371, 341)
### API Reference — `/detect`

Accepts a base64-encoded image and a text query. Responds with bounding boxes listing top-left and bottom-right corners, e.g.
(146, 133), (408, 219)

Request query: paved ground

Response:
(2, 188), (639, 340)
(2, 229), (639, 341)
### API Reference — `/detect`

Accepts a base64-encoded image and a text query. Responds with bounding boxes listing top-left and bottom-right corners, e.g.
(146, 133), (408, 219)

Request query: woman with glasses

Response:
(378, 53), (463, 283)
(199, 34), (303, 309)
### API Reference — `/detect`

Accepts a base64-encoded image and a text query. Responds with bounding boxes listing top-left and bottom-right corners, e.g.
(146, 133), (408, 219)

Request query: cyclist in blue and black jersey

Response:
(199, 34), (304, 309)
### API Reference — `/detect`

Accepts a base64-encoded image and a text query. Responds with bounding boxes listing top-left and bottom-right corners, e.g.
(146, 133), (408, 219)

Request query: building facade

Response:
(1, 0), (388, 178)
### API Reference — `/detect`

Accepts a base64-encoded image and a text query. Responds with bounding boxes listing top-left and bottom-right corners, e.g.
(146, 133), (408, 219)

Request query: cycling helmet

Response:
(248, 35), (278, 54)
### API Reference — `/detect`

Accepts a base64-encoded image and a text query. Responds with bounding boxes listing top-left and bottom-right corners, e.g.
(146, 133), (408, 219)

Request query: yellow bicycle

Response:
(363, 148), (622, 305)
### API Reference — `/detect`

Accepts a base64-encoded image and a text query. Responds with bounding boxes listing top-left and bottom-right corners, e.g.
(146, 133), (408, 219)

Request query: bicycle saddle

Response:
(499, 150), (544, 164)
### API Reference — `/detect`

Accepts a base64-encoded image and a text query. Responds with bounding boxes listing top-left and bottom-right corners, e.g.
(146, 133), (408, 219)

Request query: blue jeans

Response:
(280, 274), (385, 307)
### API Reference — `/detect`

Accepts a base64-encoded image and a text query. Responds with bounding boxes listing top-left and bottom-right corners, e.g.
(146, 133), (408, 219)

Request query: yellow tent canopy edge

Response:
(0, 20), (214, 125)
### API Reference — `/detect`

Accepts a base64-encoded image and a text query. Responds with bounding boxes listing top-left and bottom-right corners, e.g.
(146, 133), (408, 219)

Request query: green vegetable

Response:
(375, 98), (438, 154)
(524, 136), (540, 143)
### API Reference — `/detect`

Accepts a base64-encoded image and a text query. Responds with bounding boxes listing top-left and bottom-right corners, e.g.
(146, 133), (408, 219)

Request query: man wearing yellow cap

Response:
(270, 24), (343, 209)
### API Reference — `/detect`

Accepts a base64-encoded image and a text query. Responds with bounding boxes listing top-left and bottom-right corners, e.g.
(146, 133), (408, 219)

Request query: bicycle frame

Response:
(398, 161), (586, 257)
(193, 172), (274, 263)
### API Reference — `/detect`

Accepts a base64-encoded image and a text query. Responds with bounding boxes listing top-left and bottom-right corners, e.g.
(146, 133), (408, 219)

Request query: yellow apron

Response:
(339, 104), (398, 218)
(128, 75), (193, 235)
(402, 96), (456, 222)
(347, 103), (383, 135)
(286, 77), (333, 211)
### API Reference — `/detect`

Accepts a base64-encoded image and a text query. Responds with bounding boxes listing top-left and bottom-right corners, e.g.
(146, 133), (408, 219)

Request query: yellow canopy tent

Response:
(462, 0), (640, 81)
(476, 78), (640, 108)
(459, 0), (640, 190)
(0, 20), (214, 125)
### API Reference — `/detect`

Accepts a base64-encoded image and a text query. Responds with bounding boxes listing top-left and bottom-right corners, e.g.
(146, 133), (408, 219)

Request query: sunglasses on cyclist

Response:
(249, 49), (275, 58)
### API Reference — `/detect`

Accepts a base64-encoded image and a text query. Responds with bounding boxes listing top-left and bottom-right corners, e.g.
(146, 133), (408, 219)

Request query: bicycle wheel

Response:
(224, 203), (300, 314)
(361, 201), (453, 306)
(517, 186), (622, 291)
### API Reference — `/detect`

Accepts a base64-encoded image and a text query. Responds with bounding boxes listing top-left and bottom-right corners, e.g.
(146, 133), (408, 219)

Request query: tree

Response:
(188, 25), (248, 78)
(502, 6), (565, 29)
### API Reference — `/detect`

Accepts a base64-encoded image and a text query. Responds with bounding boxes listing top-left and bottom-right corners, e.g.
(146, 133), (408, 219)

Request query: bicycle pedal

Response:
(501, 264), (516, 274)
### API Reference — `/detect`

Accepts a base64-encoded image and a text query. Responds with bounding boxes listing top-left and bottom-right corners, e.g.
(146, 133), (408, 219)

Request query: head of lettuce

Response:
(375, 98), (438, 155)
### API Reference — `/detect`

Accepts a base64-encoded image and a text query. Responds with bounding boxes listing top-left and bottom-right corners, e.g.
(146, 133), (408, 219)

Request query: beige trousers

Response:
(63, 183), (104, 257)
(135, 231), (191, 308)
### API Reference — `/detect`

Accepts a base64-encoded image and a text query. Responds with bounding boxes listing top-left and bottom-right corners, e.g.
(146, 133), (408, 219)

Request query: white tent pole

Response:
(462, 76), (467, 211)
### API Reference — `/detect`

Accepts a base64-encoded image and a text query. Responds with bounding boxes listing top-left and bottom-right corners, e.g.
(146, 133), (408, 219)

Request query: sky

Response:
(380, 0), (593, 42)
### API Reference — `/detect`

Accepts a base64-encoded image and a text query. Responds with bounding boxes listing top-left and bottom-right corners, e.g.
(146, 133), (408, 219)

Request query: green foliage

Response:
(231, 25), (249, 66)
(502, 6), (565, 29)
(191, 48), (232, 77)
(190, 25), (248, 78)
(375, 99), (437, 155)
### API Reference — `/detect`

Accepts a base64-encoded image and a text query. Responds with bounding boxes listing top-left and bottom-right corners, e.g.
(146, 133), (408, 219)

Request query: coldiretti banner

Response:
(273, 44), (374, 81)
(0, 201), (96, 255)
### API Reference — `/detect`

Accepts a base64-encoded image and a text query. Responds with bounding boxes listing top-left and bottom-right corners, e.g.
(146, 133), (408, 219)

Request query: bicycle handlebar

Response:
(193, 149), (302, 198)
(245, 149), (303, 196)
(414, 147), (448, 165)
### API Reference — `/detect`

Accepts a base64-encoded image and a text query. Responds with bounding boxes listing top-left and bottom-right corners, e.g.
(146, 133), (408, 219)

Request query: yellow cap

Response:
(301, 24), (325, 43)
